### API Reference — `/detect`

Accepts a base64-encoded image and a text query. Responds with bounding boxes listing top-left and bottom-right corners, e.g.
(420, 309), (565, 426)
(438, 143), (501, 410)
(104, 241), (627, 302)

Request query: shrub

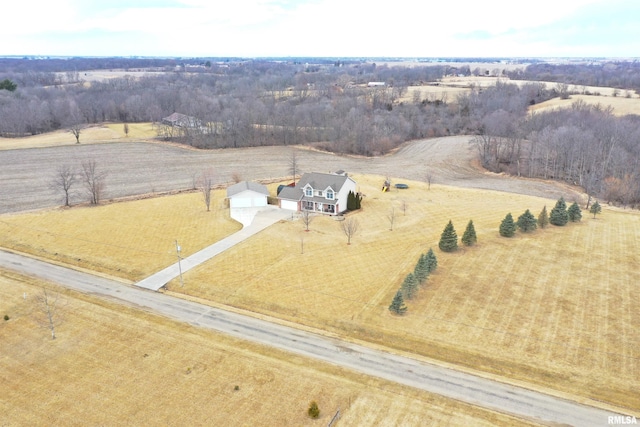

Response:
(3, 314), (9, 321)
(308, 401), (320, 419)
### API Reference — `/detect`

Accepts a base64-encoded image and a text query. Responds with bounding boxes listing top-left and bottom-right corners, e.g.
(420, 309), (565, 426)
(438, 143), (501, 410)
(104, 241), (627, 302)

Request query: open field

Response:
(1, 172), (638, 412)
(0, 136), (577, 215)
(530, 94), (640, 116)
(1, 272), (536, 426)
(0, 191), (241, 281)
(0, 122), (156, 150)
(165, 175), (639, 411)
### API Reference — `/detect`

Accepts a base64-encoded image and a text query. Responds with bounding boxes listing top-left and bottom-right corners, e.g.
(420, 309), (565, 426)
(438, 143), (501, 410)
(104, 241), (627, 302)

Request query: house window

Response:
(316, 190), (323, 197)
(305, 187), (313, 197)
(326, 190), (334, 200)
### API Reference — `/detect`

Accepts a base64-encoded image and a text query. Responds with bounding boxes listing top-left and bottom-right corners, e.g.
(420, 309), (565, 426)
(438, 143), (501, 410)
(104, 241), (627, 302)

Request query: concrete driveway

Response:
(135, 206), (292, 291)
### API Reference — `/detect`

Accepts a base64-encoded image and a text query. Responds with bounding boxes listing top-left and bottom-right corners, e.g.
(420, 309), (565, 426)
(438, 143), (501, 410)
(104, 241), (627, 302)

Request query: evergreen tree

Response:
(347, 191), (356, 211)
(568, 202), (582, 222)
(499, 213), (516, 237)
(461, 220), (477, 246)
(401, 273), (419, 300)
(517, 209), (537, 232)
(425, 248), (438, 273)
(590, 200), (602, 218)
(346, 190), (362, 211)
(414, 254), (429, 285)
(438, 220), (458, 252)
(538, 206), (549, 229)
(549, 197), (569, 226)
(0, 79), (17, 92)
(389, 290), (407, 315)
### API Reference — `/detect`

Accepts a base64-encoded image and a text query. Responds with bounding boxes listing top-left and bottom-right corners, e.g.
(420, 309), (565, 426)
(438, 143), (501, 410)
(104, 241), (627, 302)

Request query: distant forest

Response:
(1, 57), (639, 206)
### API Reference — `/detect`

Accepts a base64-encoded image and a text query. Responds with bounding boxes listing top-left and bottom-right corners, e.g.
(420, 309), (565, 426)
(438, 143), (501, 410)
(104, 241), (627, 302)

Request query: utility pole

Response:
(175, 240), (184, 287)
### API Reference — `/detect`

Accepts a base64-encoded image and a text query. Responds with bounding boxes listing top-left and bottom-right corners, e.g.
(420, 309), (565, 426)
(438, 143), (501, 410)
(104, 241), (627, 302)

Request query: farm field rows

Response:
(1, 172), (638, 413)
(1, 272), (535, 426)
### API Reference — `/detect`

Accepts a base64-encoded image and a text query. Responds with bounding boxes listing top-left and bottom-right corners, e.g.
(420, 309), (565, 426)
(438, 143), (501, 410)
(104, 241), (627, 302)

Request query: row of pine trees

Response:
(499, 197), (601, 237)
(389, 249), (438, 315)
(389, 198), (603, 315)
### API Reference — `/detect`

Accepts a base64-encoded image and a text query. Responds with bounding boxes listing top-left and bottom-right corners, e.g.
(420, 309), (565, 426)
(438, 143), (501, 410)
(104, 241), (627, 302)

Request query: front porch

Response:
(302, 200), (336, 215)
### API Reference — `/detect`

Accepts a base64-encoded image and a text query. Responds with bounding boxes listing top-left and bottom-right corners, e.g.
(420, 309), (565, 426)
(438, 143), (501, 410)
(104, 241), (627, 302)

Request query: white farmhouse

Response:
(278, 171), (357, 215)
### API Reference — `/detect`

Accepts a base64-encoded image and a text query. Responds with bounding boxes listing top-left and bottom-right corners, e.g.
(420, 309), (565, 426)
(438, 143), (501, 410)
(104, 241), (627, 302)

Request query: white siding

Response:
(280, 200), (298, 211)
(229, 190), (267, 208)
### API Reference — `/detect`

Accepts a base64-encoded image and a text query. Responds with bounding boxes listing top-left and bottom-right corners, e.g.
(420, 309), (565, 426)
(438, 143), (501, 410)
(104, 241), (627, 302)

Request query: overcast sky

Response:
(4, 0), (639, 58)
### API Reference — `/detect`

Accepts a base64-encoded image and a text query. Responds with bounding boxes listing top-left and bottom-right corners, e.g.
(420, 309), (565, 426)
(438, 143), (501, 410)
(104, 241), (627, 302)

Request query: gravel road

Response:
(0, 137), (580, 214)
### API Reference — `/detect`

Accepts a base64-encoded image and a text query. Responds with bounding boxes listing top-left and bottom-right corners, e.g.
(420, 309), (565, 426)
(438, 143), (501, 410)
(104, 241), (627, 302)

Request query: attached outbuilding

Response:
(226, 181), (269, 208)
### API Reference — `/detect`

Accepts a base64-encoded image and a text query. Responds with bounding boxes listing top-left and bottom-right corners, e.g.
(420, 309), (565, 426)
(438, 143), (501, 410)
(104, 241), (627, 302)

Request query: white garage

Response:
(226, 181), (269, 208)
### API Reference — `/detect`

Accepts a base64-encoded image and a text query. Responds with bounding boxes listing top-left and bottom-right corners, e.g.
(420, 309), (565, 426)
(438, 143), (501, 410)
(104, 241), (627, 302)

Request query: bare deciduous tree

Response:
(301, 210), (313, 231)
(81, 160), (107, 205)
(69, 124), (83, 144)
(32, 287), (65, 340)
(123, 122), (129, 137)
(198, 170), (214, 211)
(289, 149), (299, 185)
(387, 207), (396, 231)
(341, 217), (359, 244)
(50, 165), (77, 207)
(424, 171), (433, 190)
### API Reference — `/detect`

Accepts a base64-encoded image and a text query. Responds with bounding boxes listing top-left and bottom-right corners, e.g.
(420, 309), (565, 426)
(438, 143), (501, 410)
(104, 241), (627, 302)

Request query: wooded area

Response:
(1, 58), (639, 206)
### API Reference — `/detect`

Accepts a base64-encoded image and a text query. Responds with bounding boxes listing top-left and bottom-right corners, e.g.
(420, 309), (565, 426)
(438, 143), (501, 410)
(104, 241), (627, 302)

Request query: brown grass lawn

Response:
(0, 191), (241, 281)
(1, 174), (638, 412)
(168, 174), (640, 411)
(0, 122), (156, 150)
(0, 271), (535, 426)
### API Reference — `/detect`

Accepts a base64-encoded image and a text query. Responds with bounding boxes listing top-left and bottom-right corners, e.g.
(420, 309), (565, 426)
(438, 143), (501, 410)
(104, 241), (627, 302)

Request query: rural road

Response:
(0, 249), (625, 426)
(0, 137), (579, 214)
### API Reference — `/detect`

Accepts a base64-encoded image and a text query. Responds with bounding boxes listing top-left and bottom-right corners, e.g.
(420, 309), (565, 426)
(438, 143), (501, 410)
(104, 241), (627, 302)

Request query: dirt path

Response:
(0, 136), (581, 214)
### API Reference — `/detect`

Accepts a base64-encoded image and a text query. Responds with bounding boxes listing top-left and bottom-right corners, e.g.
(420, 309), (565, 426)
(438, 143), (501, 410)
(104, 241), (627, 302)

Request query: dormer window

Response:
(305, 187), (313, 197)
(326, 189), (334, 200)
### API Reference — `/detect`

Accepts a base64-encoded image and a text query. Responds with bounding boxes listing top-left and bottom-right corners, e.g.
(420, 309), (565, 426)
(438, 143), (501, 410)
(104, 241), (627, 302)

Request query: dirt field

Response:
(0, 135), (577, 215)
(0, 271), (537, 426)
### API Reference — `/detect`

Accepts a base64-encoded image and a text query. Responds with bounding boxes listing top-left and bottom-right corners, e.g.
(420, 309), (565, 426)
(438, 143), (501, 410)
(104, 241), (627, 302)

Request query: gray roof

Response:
(278, 172), (352, 202)
(278, 185), (301, 201)
(226, 181), (269, 198)
(297, 172), (350, 192)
